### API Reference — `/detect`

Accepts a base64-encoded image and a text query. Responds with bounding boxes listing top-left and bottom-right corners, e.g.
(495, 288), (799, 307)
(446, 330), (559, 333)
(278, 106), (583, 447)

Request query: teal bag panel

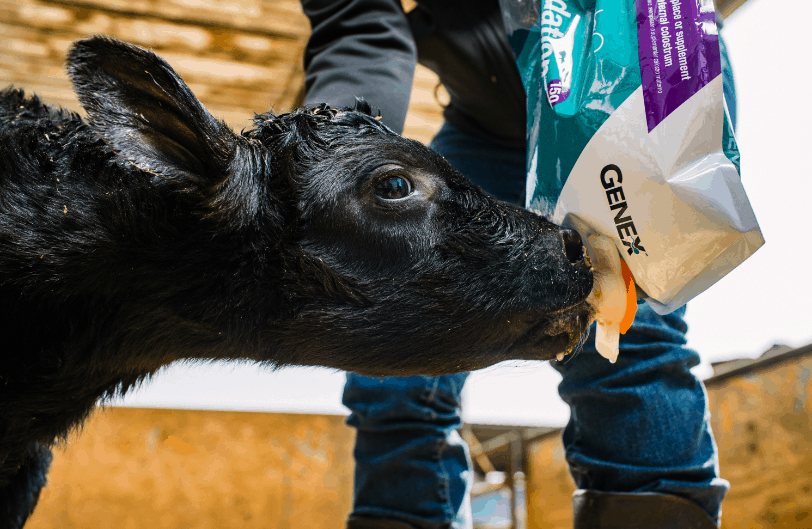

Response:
(521, 0), (642, 212)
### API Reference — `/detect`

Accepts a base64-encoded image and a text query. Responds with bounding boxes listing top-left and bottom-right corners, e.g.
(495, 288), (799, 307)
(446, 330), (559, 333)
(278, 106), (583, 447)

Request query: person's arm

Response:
(301, 0), (416, 134)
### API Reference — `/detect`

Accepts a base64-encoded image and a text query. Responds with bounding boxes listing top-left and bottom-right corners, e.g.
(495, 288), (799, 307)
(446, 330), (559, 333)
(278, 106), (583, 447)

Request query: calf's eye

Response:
(374, 175), (412, 200)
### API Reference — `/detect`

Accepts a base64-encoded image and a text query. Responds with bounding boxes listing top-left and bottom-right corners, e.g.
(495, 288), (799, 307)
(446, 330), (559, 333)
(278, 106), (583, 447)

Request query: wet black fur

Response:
(0, 37), (593, 527)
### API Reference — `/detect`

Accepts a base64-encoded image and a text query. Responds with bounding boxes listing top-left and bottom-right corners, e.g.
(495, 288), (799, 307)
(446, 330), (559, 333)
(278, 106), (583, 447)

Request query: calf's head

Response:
(67, 37), (594, 376)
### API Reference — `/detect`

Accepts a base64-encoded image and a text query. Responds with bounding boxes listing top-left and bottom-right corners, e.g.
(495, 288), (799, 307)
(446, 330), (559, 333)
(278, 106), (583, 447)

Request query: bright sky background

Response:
(115, 0), (812, 427)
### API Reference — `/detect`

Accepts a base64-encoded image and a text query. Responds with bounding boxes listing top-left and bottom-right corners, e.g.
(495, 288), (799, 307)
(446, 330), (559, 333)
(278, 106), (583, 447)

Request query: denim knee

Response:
(552, 303), (729, 521)
(343, 373), (468, 430)
(343, 373), (471, 528)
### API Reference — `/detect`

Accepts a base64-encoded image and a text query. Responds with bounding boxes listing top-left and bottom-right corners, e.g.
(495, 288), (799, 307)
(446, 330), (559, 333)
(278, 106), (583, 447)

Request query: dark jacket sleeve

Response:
(408, 0), (527, 149)
(301, 0), (417, 134)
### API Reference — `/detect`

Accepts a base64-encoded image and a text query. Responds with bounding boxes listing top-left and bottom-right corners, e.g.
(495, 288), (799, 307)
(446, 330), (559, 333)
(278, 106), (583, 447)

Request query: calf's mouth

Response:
(507, 300), (596, 362)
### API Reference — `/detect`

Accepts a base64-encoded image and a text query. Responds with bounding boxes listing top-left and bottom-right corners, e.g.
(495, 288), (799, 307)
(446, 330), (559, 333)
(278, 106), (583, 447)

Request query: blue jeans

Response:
(344, 24), (736, 528)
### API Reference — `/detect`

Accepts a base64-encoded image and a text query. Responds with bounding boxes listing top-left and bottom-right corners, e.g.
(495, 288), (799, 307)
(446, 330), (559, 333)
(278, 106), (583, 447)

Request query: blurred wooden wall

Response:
(0, 0), (445, 145)
(27, 408), (355, 529)
(525, 348), (812, 529)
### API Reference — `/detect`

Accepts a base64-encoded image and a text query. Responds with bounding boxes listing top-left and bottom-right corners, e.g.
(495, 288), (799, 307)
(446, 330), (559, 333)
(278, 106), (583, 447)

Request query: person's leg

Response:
(553, 304), (728, 527)
(344, 373), (471, 529)
(343, 124), (527, 529)
(555, 16), (737, 528)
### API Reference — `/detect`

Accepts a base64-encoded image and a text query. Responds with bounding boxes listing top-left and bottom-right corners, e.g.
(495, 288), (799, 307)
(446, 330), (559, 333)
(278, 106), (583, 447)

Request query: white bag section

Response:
(551, 77), (764, 314)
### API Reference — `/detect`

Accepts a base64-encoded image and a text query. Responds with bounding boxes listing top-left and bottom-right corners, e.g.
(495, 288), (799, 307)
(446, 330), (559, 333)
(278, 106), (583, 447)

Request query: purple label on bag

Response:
(547, 80), (570, 106)
(637, 0), (722, 132)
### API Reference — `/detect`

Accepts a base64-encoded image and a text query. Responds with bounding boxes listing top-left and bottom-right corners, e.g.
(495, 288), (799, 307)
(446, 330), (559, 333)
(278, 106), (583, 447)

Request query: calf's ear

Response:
(67, 36), (235, 185)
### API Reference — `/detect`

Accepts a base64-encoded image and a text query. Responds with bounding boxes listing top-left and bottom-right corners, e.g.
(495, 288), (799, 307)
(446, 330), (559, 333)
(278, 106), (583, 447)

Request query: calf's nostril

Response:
(560, 228), (585, 264)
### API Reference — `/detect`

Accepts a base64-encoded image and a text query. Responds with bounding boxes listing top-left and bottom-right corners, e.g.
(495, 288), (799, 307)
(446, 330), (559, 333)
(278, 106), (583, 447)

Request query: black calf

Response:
(0, 37), (593, 527)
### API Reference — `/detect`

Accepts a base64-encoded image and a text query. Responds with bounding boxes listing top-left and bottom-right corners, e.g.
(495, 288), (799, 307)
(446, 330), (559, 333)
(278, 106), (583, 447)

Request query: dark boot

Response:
(346, 516), (421, 529)
(572, 490), (718, 529)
